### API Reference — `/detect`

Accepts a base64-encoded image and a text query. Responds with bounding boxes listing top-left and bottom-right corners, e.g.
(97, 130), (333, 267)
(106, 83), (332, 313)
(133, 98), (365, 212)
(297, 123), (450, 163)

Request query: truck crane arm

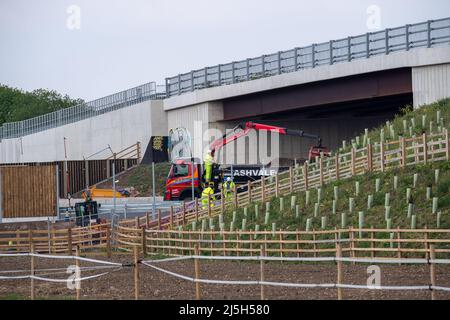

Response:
(209, 121), (324, 158)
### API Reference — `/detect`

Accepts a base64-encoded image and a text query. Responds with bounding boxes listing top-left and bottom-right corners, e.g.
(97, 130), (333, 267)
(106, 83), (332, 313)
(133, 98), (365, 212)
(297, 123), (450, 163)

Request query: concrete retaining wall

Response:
(0, 100), (167, 163)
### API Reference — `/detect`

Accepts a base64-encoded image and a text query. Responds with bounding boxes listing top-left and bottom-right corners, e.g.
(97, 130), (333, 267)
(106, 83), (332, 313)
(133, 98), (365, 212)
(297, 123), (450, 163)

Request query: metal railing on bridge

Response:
(165, 17), (450, 97)
(0, 82), (166, 140)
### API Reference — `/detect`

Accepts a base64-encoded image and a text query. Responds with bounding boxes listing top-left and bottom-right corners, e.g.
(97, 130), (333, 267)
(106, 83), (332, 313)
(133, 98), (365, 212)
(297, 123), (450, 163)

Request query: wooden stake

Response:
(275, 174), (279, 198)
(319, 156), (324, 186)
(430, 245), (436, 300)
(170, 206), (174, 228)
(351, 148), (356, 176)
(67, 228), (73, 256)
(28, 229), (33, 252)
(303, 162), (309, 190)
(194, 244), (201, 300)
(336, 243), (343, 300)
(221, 188), (225, 214)
(424, 226), (429, 260)
(380, 141), (385, 172)
(234, 184), (238, 208)
(445, 128), (449, 161)
(370, 226), (375, 258)
(334, 154), (341, 181)
(146, 211), (150, 228)
(401, 136), (406, 167)
(260, 246), (266, 300)
(75, 246), (81, 300)
(30, 244), (35, 300)
(158, 210), (162, 229)
(289, 167), (294, 193)
(208, 195), (212, 217)
(134, 245), (140, 300)
(195, 199), (199, 222)
(261, 176), (266, 203)
(367, 144), (373, 172)
(423, 132), (428, 165)
(141, 227), (147, 257)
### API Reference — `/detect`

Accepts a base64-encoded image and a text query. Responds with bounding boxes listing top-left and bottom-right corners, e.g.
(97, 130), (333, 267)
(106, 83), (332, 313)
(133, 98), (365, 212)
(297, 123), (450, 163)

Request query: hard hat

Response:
(226, 177), (231, 182)
(209, 182), (214, 187)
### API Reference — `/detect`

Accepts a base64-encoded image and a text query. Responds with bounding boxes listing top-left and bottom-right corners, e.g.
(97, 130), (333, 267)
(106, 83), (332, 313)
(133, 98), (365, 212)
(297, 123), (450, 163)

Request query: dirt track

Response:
(1, 254), (449, 300)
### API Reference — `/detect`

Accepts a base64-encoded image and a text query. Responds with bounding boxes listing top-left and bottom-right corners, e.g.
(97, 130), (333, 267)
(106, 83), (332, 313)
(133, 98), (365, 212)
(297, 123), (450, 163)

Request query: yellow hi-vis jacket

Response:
(204, 152), (214, 165)
(201, 187), (215, 208)
(222, 181), (236, 198)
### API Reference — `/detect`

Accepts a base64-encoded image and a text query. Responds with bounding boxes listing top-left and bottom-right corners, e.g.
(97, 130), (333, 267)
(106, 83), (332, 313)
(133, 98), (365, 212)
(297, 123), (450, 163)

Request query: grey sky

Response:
(0, 0), (449, 101)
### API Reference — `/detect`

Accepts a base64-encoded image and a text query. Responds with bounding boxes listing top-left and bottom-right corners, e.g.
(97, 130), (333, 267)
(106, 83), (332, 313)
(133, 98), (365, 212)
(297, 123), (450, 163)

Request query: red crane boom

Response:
(209, 121), (329, 161)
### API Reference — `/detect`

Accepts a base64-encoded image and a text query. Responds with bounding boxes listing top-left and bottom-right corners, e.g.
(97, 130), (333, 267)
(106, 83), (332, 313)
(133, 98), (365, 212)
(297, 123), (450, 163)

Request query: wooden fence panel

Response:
(0, 165), (57, 218)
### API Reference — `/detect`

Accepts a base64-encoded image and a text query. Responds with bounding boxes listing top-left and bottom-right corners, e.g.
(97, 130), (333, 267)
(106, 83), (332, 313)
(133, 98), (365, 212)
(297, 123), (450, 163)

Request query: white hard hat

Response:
(227, 177), (231, 182)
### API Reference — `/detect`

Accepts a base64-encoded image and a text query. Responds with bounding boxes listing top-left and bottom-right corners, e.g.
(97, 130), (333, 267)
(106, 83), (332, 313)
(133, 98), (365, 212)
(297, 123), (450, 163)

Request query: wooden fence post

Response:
(30, 244), (35, 300)
(141, 227), (147, 257)
(275, 174), (279, 197)
(195, 199), (199, 222)
(367, 144), (373, 172)
(170, 206), (174, 228)
(445, 128), (449, 161)
(336, 243), (343, 300)
(194, 244), (201, 300)
(380, 141), (385, 172)
(261, 177), (266, 203)
(134, 245), (140, 300)
(303, 163), (309, 190)
(401, 136), (406, 167)
(221, 189), (225, 214)
(234, 185), (238, 208)
(335, 154), (340, 180)
(158, 210), (162, 230)
(106, 226), (112, 258)
(351, 148), (356, 176)
(75, 246), (81, 300)
(424, 226), (429, 260)
(260, 246), (266, 300)
(136, 141), (142, 163)
(430, 245), (436, 300)
(397, 227), (402, 260)
(68, 228), (73, 256)
(423, 132), (428, 165)
(349, 227), (355, 262)
(208, 195), (212, 217)
(289, 167), (294, 193)
(28, 229), (33, 252)
(182, 204), (186, 225)
(319, 156), (324, 186)
(146, 212), (150, 228)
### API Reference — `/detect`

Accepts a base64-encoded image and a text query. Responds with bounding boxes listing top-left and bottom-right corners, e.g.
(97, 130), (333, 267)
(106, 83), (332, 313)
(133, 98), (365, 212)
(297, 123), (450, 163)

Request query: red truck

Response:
(164, 122), (329, 201)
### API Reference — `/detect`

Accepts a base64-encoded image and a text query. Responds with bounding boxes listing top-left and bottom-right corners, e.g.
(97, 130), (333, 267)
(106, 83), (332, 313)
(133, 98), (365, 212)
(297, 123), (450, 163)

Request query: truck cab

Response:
(164, 158), (205, 201)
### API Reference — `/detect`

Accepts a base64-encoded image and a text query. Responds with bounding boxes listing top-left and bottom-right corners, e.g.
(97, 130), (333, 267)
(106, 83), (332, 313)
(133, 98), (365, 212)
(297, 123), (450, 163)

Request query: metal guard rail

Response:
(165, 17), (450, 96)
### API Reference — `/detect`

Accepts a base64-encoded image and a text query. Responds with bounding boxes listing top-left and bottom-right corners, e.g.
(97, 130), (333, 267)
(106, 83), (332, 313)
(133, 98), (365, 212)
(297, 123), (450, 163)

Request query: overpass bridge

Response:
(1, 17), (450, 164)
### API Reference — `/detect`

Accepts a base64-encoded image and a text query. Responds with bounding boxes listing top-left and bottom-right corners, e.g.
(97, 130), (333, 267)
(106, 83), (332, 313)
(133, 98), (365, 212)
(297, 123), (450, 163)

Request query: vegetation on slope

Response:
(185, 99), (450, 232)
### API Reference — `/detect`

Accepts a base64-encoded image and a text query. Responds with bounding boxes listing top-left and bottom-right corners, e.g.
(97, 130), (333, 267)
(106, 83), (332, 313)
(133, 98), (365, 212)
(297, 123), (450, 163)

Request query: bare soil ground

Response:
(1, 254), (449, 300)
